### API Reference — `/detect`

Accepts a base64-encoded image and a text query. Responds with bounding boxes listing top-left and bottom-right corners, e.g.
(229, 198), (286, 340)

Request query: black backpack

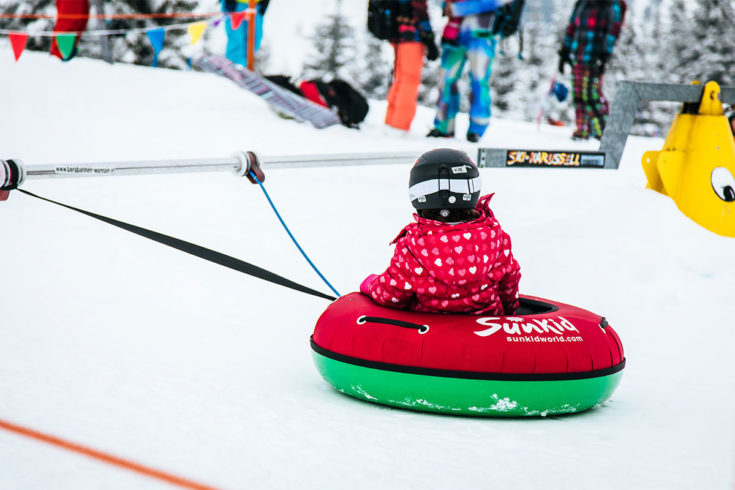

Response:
(265, 75), (369, 128)
(492, 0), (525, 38)
(314, 79), (369, 128)
(367, 0), (410, 40)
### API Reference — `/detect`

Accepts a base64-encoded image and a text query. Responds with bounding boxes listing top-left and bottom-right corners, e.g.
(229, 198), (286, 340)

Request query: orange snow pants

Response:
(385, 42), (426, 131)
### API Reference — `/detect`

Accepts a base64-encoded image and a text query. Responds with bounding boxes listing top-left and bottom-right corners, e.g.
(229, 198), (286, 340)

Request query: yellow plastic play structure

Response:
(642, 81), (735, 237)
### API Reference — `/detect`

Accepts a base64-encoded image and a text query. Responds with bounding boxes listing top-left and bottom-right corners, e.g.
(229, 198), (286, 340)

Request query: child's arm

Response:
(361, 244), (417, 309)
(498, 255), (521, 315)
(496, 231), (521, 314)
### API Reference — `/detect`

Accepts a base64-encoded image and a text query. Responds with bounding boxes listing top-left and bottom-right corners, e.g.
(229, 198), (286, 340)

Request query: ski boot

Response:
(571, 129), (589, 141)
(426, 128), (454, 138)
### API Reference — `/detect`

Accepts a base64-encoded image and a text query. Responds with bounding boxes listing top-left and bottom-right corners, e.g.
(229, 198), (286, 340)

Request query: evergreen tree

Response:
(492, 45), (523, 116)
(0, 0), (201, 68)
(417, 55), (442, 107)
(301, 0), (357, 80)
(352, 31), (391, 99)
(101, 0), (200, 69)
(666, 0), (694, 83)
(678, 0), (735, 86)
(0, 0), (56, 53)
(513, 6), (558, 122)
(417, 0), (443, 107)
(607, 2), (656, 135)
(633, 0), (678, 136)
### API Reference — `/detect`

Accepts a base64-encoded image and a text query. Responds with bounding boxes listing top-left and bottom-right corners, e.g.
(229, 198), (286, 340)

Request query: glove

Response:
(557, 48), (571, 75)
(421, 32), (440, 61)
(257, 0), (269, 15)
(360, 274), (379, 296)
(593, 54), (610, 76)
(425, 41), (440, 61)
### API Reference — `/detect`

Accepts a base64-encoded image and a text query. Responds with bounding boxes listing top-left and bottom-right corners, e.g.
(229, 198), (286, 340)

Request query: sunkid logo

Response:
(474, 316), (580, 337)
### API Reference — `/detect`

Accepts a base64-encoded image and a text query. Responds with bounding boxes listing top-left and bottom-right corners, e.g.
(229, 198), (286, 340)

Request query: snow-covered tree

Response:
(677, 0), (735, 86)
(98, 0), (200, 69)
(492, 43), (524, 116)
(352, 31), (391, 99)
(0, 0), (56, 53)
(665, 0), (695, 82)
(0, 0), (201, 68)
(301, 0), (357, 80)
(512, 6), (559, 122)
(417, 55), (442, 107)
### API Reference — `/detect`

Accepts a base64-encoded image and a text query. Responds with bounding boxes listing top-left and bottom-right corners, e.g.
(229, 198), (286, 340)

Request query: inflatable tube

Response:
(311, 293), (625, 417)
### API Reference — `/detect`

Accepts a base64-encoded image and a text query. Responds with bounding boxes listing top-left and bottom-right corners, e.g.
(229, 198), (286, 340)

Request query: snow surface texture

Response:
(1, 45), (735, 490)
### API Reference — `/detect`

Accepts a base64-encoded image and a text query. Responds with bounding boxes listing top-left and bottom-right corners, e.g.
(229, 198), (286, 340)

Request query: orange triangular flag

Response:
(9, 32), (28, 62)
(230, 12), (246, 30)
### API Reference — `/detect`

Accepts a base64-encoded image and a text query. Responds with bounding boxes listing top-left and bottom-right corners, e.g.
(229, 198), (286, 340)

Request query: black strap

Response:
(358, 315), (429, 334)
(18, 189), (337, 302)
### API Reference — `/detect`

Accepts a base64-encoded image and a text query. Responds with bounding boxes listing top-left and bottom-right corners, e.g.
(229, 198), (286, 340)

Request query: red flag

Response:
(230, 11), (246, 30)
(9, 32), (28, 62)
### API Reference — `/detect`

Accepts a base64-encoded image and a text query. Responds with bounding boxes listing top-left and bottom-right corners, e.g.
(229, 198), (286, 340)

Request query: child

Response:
(360, 148), (521, 315)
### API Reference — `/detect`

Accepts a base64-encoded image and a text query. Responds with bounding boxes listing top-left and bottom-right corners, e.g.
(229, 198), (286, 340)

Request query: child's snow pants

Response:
(572, 64), (609, 138)
(385, 42), (426, 131)
(433, 36), (497, 137)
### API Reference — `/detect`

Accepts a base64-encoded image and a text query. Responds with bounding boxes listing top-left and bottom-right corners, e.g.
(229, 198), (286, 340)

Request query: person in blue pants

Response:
(221, 0), (269, 67)
(428, 0), (511, 143)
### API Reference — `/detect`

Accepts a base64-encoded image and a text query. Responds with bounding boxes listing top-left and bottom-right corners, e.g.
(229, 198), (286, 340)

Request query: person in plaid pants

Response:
(558, 0), (625, 140)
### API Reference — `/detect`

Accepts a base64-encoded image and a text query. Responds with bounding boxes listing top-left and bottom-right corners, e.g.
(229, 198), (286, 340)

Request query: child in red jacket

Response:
(360, 148), (520, 315)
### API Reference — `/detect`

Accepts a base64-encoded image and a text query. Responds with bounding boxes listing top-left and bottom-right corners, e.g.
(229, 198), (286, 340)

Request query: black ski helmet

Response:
(409, 148), (482, 210)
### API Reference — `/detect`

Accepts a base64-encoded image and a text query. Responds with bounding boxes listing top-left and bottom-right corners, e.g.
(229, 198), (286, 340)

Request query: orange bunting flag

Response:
(230, 11), (246, 30)
(9, 32), (28, 62)
(187, 21), (207, 46)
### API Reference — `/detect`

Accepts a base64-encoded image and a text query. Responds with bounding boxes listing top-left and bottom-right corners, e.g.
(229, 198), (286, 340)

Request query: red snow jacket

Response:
(362, 194), (521, 315)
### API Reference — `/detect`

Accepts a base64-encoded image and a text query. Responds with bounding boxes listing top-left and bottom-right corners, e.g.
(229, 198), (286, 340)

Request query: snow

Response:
(1, 44), (735, 490)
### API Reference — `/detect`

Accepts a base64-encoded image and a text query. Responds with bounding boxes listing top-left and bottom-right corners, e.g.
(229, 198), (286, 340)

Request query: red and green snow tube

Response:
(311, 293), (625, 417)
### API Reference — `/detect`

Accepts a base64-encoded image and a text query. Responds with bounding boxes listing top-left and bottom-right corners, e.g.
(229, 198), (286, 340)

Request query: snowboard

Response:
(195, 54), (341, 129)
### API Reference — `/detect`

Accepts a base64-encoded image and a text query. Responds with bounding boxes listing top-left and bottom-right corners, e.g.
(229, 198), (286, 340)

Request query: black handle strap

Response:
(357, 315), (429, 334)
(18, 189), (337, 302)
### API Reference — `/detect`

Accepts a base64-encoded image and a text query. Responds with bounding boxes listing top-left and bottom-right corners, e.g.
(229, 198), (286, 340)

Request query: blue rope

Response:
(250, 172), (341, 297)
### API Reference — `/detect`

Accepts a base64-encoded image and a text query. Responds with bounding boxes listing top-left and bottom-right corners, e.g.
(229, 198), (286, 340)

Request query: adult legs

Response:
(466, 36), (497, 138)
(586, 73), (609, 138)
(385, 42), (426, 131)
(432, 43), (468, 136)
(222, 2), (264, 67)
(571, 63), (589, 137)
(572, 64), (609, 139)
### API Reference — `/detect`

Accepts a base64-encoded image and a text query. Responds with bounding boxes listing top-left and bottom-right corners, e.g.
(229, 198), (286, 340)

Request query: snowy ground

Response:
(1, 46), (734, 489)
